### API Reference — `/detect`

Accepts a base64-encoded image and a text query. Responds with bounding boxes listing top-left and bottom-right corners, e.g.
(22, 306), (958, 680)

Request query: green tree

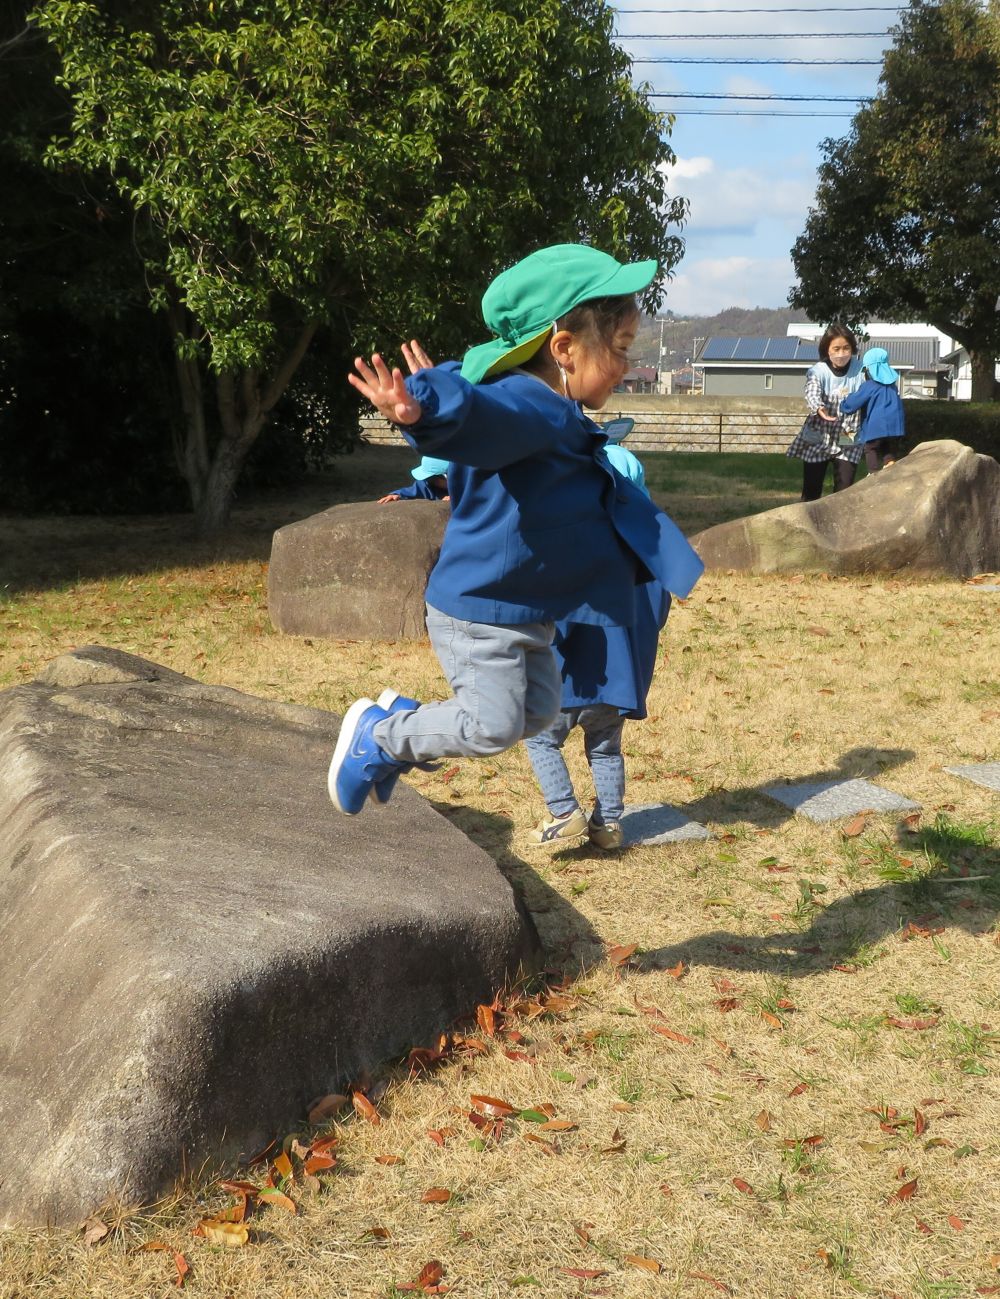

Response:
(32, 0), (685, 532)
(790, 0), (1000, 400)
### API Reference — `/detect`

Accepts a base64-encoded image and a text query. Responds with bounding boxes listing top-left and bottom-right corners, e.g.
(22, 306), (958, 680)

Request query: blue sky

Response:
(612, 1), (901, 315)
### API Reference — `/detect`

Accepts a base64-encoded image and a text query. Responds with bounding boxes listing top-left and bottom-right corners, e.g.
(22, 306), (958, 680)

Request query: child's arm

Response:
(838, 381), (873, 416)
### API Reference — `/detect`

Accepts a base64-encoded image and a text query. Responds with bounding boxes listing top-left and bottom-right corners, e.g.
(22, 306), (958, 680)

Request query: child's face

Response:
(570, 314), (639, 410)
(827, 336), (854, 369)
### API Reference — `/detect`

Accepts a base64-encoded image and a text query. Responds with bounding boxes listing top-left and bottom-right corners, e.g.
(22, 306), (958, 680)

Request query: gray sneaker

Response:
(528, 807), (588, 845)
(588, 818), (623, 851)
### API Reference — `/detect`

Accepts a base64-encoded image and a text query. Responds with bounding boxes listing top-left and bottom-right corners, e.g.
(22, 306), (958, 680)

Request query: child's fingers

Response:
(408, 339), (435, 370)
(352, 355), (380, 386)
(370, 353), (395, 387)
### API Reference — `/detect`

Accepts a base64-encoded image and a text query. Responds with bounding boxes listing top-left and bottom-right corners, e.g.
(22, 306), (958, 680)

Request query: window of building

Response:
(764, 374), (773, 390)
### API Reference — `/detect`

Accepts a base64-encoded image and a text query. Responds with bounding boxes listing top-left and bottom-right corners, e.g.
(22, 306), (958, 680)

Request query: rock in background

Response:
(268, 500), (449, 639)
(0, 646), (538, 1227)
(691, 440), (1000, 577)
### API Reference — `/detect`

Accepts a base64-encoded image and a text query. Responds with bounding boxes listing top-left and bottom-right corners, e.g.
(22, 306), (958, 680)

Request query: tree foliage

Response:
(790, 0), (1000, 399)
(31, 0), (685, 529)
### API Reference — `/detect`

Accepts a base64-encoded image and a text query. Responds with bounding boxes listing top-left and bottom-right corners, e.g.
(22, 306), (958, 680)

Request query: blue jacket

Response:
(385, 479), (445, 501)
(839, 379), (906, 443)
(403, 363), (702, 625)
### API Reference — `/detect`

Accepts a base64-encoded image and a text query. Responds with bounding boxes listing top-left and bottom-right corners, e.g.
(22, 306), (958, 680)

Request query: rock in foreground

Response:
(0, 647), (538, 1226)
(692, 440), (1000, 576)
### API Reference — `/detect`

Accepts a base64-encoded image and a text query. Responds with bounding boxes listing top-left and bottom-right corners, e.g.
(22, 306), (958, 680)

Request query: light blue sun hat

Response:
(411, 456), (450, 481)
(862, 347), (899, 385)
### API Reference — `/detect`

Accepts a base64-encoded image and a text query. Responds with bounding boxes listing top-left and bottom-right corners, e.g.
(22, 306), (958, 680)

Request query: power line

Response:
(661, 107), (855, 115)
(656, 90), (866, 99)
(616, 30), (891, 37)
(614, 4), (900, 10)
(632, 55), (880, 62)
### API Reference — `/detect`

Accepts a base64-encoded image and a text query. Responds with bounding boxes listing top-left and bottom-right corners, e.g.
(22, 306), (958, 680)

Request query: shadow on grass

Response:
(426, 801), (605, 979)
(637, 815), (1000, 980)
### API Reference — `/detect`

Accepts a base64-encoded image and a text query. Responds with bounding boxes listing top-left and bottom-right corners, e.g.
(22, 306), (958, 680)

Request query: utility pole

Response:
(657, 316), (667, 393)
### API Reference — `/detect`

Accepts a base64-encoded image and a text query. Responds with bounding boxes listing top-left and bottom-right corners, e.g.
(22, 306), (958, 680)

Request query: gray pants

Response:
(524, 704), (626, 823)
(372, 604), (562, 765)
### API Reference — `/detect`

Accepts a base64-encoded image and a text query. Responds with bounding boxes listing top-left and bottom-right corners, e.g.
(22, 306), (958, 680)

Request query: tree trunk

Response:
(163, 317), (319, 535)
(969, 348), (997, 402)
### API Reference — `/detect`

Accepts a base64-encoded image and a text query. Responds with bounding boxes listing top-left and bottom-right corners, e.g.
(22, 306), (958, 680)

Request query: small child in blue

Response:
(327, 243), (703, 816)
(838, 347), (906, 473)
(525, 437), (668, 851)
(377, 455), (451, 503)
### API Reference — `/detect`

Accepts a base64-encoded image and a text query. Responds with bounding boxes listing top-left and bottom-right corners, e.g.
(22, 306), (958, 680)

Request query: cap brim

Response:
(461, 324), (553, 384)
(600, 258), (658, 299)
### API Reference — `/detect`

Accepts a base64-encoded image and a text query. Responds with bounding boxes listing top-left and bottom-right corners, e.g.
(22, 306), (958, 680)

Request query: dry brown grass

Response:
(1, 447), (998, 1299)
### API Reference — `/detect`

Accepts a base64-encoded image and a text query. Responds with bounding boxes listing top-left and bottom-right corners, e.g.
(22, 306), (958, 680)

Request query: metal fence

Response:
(360, 409), (802, 454)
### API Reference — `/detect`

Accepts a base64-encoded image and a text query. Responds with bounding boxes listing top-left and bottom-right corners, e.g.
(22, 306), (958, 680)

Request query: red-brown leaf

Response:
(948, 1214), (966, 1232)
(915, 1219), (934, 1235)
(788, 1083), (810, 1098)
(651, 1024), (693, 1044)
(374, 1154), (404, 1166)
(421, 1188), (452, 1204)
(686, 1270), (733, 1293)
(476, 1004), (496, 1038)
(352, 1092), (381, 1125)
(887, 1016), (939, 1031)
(755, 1109), (772, 1132)
(625, 1255), (662, 1273)
(142, 1242), (190, 1288)
(732, 1177), (754, 1195)
(664, 961), (687, 979)
(607, 943), (639, 967)
(842, 813), (870, 838)
(760, 1010), (783, 1029)
(914, 1109), (927, 1135)
(303, 1152), (336, 1174)
(417, 1260), (444, 1287)
(560, 1268), (608, 1279)
(470, 1093), (517, 1118)
(307, 1093), (349, 1124)
(889, 1178), (918, 1204)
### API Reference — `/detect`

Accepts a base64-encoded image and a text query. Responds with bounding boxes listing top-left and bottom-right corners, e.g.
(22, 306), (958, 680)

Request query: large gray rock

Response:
(691, 439), (1000, 577)
(268, 499), (449, 639)
(0, 647), (539, 1227)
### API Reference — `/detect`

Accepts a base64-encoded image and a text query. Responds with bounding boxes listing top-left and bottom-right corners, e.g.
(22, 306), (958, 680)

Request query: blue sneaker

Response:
(369, 689), (422, 806)
(328, 698), (405, 815)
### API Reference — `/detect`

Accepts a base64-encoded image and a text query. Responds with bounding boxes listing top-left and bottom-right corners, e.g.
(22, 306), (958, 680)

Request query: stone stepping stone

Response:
(943, 762), (1000, 792)
(621, 802), (711, 845)
(968, 584), (1000, 591)
(762, 777), (920, 822)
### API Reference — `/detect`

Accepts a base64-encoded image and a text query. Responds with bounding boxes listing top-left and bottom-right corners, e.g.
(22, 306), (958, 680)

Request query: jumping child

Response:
(786, 324), (866, 501)
(328, 242), (703, 816)
(838, 346), (906, 472)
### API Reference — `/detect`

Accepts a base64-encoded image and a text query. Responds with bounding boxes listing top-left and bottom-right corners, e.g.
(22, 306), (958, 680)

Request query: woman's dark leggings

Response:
(801, 457), (857, 502)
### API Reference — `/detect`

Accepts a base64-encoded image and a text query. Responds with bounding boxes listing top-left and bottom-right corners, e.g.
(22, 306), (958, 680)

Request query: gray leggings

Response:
(524, 704), (626, 824)
(373, 604), (562, 765)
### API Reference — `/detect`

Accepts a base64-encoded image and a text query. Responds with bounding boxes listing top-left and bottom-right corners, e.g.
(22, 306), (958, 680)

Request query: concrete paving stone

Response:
(620, 803), (711, 845)
(762, 777), (920, 822)
(968, 583), (1000, 591)
(943, 762), (1000, 792)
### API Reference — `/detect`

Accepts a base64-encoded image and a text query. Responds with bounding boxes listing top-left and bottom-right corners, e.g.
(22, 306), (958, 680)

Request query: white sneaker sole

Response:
(327, 697), (377, 813)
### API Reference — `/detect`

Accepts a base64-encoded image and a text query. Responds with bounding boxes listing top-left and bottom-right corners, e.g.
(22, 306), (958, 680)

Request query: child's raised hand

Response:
(401, 339), (435, 374)
(348, 354), (422, 425)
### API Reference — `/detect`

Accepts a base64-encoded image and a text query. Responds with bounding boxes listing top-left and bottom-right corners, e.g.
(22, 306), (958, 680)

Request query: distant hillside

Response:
(632, 305), (810, 371)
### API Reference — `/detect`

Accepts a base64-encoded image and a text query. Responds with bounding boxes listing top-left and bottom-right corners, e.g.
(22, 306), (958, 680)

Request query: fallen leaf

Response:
(194, 1220), (249, 1248)
(686, 1270), (733, 1293)
(760, 1011), (783, 1029)
(573, 1222), (593, 1245)
(303, 1152), (336, 1175)
(651, 1024), (693, 1045)
(366, 1225), (392, 1240)
(625, 1255), (662, 1273)
(272, 1152), (293, 1181)
(607, 943), (639, 967)
(143, 1242), (191, 1287)
(476, 1004), (496, 1037)
(732, 1177), (754, 1195)
(664, 961), (687, 979)
(81, 1217), (109, 1248)
(842, 813), (870, 838)
(947, 1214), (966, 1231)
(417, 1260), (444, 1288)
(308, 1093), (349, 1124)
(755, 1110), (772, 1132)
(887, 1016), (939, 1031)
(788, 1083), (809, 1098)
(539, 1119), (576, 1132)
(440, 766), (460, 782)
(915, 1219), (934, 1235)
(375, 1154), (404, 1165)
(421, 1188), (452, 1204)
(889, 1178), (918, 1204)
(353, 1091), (381, 1125)
(914, 1110), (927, 1136)
(258, 1188), (296, 1214)
(470, 1094), (517, 1118)
(560, 1268), (608, 1279)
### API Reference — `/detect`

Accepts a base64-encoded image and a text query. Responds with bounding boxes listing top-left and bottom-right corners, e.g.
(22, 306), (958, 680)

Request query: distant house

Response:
(939, 346), (1000, 401)
(616, 366), (658, 394)
(670, 365), (699, 395)
(696, 333), (949, 398)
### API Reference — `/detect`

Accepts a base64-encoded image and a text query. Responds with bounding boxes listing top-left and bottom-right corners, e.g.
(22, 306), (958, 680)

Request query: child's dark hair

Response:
(559, 294), (639, 350)
(818, 323), (858, 362)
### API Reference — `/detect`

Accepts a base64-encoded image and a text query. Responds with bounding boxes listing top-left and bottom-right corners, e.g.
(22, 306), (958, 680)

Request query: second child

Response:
(786, 324), (866, 501)
(839, 347), (906, 472)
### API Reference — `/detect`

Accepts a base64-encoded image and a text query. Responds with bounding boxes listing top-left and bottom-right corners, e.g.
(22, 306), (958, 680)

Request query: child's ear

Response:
(549, 329), (575, 368)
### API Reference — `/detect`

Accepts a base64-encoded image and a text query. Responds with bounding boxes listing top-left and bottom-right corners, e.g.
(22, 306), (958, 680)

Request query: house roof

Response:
(698, 335), (942, 372)
(622, 366), (657, 381)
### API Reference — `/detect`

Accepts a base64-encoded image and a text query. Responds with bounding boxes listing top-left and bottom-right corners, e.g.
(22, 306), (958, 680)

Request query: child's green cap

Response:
(460, 243), (658, 385)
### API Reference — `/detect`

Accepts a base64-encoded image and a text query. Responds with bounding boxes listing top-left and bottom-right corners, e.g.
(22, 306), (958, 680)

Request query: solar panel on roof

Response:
(701, 338), (738, 360)
(762, 338), (799, 361)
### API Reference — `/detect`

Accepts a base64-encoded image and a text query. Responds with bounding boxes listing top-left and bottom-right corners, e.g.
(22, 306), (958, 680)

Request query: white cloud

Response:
(664, 255), (796, 316)
(664, 154), (815, 233)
